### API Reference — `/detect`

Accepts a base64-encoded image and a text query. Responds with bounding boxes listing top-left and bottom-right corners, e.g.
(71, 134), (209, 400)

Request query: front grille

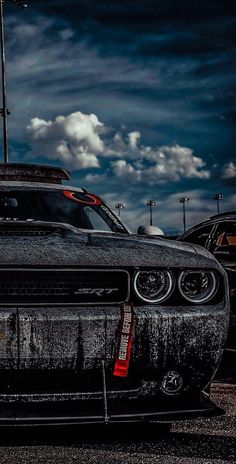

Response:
(0, 269), (129, 304)
(0, 225), (56, 237)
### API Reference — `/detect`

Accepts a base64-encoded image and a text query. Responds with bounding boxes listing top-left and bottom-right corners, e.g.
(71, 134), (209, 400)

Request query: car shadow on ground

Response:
(215, 350), (236, 383)
(0, 423), (235, 461)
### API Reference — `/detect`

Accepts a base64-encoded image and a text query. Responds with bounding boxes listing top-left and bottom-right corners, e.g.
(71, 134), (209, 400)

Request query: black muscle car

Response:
(178, 212), (236, 351)
(0, 163), (230, 425)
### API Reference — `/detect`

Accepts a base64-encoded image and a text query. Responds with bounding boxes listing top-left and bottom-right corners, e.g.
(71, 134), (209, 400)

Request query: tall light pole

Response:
(147, 200), (156, 226)
(179, 197), (190, 233)
(213, 193), (223, 214)
(115, 202), (125, 218)
(0, 0), (27, 163)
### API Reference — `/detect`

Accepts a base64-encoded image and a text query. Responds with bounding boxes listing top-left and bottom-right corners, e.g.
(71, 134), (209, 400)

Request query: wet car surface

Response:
(0, 163), (230, 425)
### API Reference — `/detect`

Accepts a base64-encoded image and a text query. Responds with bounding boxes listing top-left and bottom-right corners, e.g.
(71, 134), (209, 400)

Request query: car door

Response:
(181, 224), (215, 248)
(209, 221), (236, 264)
(209, 221), (236, 295)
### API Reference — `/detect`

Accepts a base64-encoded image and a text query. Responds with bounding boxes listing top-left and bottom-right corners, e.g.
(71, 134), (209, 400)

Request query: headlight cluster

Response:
(133, 269), (218, 304)
(178, 271), (218, 303)
(134, 270), (173, 303)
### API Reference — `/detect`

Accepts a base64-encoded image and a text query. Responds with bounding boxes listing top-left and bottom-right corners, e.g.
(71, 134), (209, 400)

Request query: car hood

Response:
(0, 221), (221, 269)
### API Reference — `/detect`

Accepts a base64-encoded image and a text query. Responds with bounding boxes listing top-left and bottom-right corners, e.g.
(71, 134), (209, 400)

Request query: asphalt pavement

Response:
(0, 381), (234, 464)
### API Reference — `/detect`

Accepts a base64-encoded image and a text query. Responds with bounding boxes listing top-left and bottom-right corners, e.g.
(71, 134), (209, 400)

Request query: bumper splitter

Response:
(0, 392), (224, 426)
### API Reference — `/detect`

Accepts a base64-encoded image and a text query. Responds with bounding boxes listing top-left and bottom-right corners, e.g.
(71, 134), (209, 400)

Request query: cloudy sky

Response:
(2, 0), (236, 233)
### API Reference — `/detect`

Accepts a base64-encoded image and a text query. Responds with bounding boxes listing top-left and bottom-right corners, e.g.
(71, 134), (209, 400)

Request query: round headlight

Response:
(178, 270), (218, 303)
(134, 270), (174, 303)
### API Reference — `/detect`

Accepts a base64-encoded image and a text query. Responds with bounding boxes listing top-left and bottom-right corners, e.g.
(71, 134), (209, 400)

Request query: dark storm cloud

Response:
(30, 1), (236, 130)
(31, 0), (236, 46)
(2, 0), (235, 231)
(34, 0), (236, 19)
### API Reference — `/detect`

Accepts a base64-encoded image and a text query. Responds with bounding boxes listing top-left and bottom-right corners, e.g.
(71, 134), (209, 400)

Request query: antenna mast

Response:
(0, 0), (27, 163)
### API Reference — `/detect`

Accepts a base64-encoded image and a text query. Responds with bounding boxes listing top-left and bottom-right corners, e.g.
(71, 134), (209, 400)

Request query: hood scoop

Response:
(0, 223), (58, 237)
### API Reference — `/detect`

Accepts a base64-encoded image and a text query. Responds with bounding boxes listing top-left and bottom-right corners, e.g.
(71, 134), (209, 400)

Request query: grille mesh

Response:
(0, 226), (56, 237)
(0, 270), (129, 304)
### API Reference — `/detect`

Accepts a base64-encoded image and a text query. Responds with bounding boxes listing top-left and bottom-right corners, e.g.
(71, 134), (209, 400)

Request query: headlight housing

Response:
(134, 270), (174, 303)
(178, 270), (218, 303)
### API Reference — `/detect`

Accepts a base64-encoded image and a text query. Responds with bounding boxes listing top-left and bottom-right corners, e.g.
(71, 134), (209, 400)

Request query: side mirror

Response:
(137, 225), (165, 237)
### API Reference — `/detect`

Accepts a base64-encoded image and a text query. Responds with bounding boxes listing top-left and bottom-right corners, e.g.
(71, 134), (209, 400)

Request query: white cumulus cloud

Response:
(111, 143), (210, 184)
(222, 162), (236, 179)
(27, 110), (210, 182)
(27, 112), (105, 169)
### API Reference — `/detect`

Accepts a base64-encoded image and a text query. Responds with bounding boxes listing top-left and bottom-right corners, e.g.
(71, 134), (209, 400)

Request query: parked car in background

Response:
(178, 212), (236, 351)
(0, 163), (230, 425)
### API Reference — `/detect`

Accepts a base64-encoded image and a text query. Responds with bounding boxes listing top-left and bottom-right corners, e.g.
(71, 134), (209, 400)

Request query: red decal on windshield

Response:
(114, 303), (135, 377)
(63, 190), (101, 206)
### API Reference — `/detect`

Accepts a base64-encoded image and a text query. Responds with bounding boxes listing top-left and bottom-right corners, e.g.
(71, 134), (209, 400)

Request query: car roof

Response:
(0, 181), (84, 192)
(179, 211), (236, 238)
(0, 163), (86, 193)
(209, 211), (236, 219)
(0, 163), (70, 184)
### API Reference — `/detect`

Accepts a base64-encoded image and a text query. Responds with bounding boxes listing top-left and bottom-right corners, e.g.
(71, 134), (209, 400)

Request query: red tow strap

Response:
(113, 303), (135, 377)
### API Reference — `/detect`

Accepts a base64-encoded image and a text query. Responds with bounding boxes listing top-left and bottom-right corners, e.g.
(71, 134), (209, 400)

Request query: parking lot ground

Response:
(0, 382), (234, 464)
(216, 350), (236, 383)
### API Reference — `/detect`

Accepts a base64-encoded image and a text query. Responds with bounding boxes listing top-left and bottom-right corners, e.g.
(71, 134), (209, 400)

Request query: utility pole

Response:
(213, 193), (223, 214)
(115, 202), (125, 218)
(179, 197), (190, 233)
(0, 0), (27, 163)
(147, 200), (156, 226)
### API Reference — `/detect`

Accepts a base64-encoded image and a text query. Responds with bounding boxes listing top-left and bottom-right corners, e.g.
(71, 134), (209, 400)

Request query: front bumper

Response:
(0, 302), (229, 423)
(0, 390), (224, 426)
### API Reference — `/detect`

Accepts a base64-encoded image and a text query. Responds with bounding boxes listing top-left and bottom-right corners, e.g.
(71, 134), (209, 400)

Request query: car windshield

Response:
(0, 189), (127, 234)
